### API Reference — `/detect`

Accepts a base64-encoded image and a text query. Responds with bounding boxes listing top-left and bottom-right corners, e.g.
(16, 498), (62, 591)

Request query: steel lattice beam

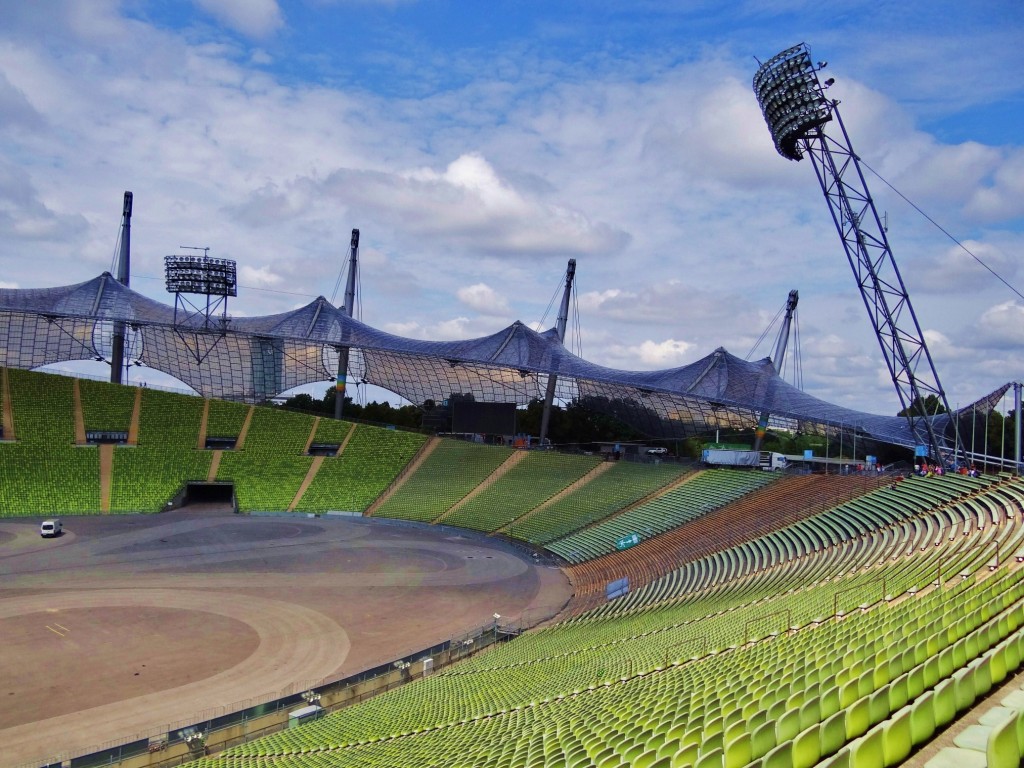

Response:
(754, 43), (960, 465)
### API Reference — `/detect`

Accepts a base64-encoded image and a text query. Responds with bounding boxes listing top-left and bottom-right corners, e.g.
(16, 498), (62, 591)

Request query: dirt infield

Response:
(0, 508), (571, 767)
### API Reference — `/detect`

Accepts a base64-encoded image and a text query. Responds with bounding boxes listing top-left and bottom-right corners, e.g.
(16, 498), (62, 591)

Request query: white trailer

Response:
(702, 449), (787, 471)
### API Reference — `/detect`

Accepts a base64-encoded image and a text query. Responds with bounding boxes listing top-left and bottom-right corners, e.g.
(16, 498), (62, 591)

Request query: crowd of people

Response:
(913, 462), (981, 478)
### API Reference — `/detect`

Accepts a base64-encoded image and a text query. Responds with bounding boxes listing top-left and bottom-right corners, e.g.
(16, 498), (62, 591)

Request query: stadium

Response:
(2, 42), (1024, 768)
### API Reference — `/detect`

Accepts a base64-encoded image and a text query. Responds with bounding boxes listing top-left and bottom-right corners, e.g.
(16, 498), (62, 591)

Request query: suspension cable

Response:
(861, 159), (1024, 303)
(746, 304), (785, 360)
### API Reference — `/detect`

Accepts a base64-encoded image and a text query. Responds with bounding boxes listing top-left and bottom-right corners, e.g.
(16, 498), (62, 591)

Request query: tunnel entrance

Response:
(168, 482), (237, 513)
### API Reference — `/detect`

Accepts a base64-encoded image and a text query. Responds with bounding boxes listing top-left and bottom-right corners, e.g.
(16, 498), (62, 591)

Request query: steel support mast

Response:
(752, 289), (798, 452)
(1016, 382), (1023, 474)
(753, 44), (959, 465)
(539, 258), (576, 446)
(334, 229), (360, 420)
(109, 191), (133, 385)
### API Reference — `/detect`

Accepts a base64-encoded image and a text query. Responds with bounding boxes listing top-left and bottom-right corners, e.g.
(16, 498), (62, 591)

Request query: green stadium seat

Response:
(881, 704), (913, 766)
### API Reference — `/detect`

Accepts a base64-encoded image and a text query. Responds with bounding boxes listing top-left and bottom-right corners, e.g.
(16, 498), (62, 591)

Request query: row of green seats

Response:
(79, 377), (136, 432)
(205, 398), (251, 438)
(588, 474), (1014, 621)
(547, 469), (776, 563)
(510, 461), (687, 545)
(298, 424), (426, 513)
(194, 511), (1024, 766)
(0, 368), (100, 514)
(443, 452), (603, 533)
(110, 388), (211, 512)
(372, 440), (513, 523)
(217, 407), (315, 511)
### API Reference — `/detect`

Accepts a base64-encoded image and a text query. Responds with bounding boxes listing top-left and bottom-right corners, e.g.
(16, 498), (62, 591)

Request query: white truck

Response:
(702, 449), (787, 471)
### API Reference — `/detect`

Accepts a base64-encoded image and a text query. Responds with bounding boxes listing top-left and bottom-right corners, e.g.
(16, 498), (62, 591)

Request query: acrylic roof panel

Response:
(0, 273), (958, 447)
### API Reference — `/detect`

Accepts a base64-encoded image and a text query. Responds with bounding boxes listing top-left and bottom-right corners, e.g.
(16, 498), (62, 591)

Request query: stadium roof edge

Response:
(0, 273), (971, 448)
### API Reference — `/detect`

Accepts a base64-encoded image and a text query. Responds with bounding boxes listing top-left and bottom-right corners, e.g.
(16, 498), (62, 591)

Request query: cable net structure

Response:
(1, 271), (1003, 450)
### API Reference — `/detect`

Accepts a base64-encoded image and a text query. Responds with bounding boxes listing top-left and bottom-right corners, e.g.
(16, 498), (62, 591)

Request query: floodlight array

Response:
(164, 255), (238, 297)
(753, 43), (832, 161)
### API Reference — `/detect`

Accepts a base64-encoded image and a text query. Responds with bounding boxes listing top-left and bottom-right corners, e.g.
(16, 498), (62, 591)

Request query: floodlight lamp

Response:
(493, 613), (501, 620)
(753, 42), (833, 161)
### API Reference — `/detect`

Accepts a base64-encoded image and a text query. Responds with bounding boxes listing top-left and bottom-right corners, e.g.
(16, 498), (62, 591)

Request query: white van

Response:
(40, 519), (62, 538)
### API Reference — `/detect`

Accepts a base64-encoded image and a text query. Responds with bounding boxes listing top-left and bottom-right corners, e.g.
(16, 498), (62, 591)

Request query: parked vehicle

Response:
(702, 449), (787, 471)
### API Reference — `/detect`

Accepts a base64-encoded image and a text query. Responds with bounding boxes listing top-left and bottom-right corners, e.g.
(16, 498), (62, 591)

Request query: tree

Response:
(897, 394), (946, 418)
(280, 392), (324, 413)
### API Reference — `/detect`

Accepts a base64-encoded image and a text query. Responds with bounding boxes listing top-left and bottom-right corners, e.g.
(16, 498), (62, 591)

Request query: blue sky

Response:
(1, 0), (1022, 417)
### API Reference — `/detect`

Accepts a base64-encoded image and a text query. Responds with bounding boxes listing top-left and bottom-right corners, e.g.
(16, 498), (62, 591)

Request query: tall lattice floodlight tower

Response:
(164, 250), (238, 368)
(753, 43), (959, 464)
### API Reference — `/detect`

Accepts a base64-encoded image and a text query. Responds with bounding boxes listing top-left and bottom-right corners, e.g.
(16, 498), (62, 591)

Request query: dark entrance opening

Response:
(308, 443), (339, 457)
(183, 482), (235, 506)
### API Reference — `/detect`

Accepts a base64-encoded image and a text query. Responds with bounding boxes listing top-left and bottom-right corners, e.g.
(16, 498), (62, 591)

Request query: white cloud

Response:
(966, 148), (1024, 222)
(590, 334), (697, 371)
(0, 4), (1018, 422)
(975, 301), (1024, 347)
(239, 265), (283, 287)
(192, 0), (284, 38)
(318, 153), (630, 258)
(456, 283), (511, 316)
(249, 49), (273, 66)
(382, 320), (420, 336)
(433, 317), (475, 340)
(0, 70), (43, 132)
(381, 316), (504, 341)
(0, 281), (19, 289)
(0, 159), (87, 242)
(908, 241), (1017, 295)
(577, 289), (622, 312)
(634, 339), (695, 367)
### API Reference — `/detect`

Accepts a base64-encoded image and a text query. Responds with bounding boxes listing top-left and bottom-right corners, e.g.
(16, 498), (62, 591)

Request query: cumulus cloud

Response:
(456, 283), (511, 316)
(192, 0), (284, 38)
(239, 264), (283, 287)
(0, 3), (1018, 418)
(907, 241), (1017, 295)
(802, 338), (878, 372)
(975, 301), (1024, 347)
(633, 339), (695, 367)
(381, 316), (506, 341)
(319, 153), (630, 258)
(966, 148), (1024, 222)
(0, 160), (87, 241)
(576, 281), (760, 338)
(226, 184), (305, 228)
(0, 71), (43, 132)
(585, 332), (697, 371)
